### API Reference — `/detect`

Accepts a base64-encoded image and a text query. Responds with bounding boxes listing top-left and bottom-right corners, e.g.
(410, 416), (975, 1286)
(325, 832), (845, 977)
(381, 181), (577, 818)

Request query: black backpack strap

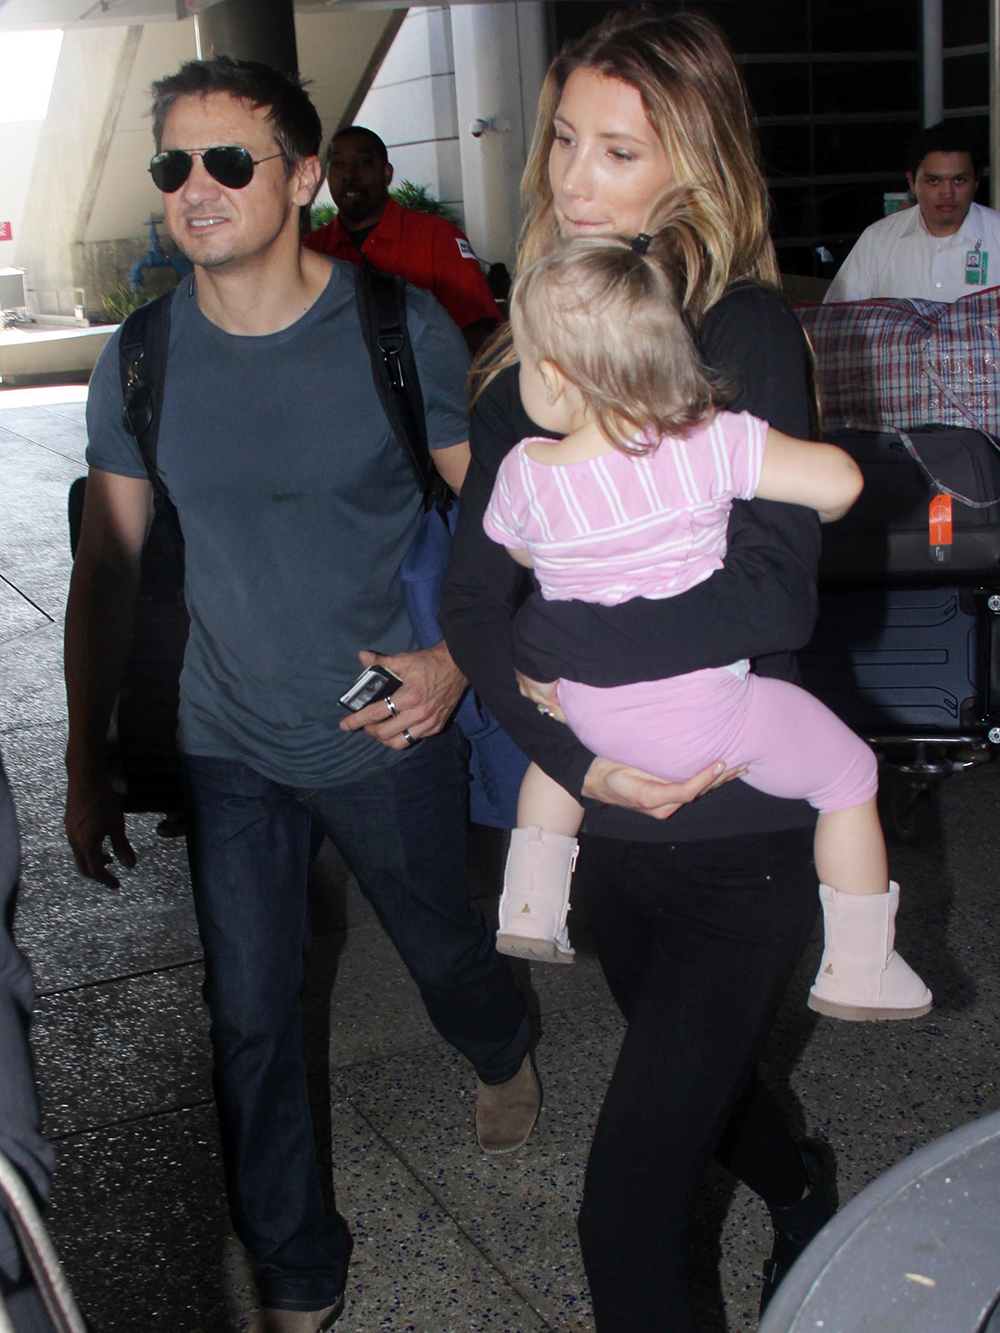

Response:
(118, 292), (173, 514)
(353, 265), (451, 511)
(117, 292), (184, 588)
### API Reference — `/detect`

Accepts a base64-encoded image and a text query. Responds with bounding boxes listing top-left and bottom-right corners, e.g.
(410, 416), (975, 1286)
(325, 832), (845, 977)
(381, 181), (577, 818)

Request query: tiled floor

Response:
(1, 385), (998, 1332)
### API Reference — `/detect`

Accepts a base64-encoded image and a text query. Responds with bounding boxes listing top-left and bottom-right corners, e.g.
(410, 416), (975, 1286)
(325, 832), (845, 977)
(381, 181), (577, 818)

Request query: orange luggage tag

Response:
(928, 492), (953, 565)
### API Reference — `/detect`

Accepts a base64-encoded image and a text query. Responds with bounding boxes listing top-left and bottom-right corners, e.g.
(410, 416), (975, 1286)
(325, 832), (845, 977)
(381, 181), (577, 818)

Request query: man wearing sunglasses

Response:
(64, 57), (534, 1333)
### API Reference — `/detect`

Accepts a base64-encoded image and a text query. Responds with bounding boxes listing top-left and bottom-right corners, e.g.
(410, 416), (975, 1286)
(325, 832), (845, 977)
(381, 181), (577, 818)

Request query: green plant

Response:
(100, 283), (152, 324)
(309, 203), (337, 230)
(390, 180), (460, 225)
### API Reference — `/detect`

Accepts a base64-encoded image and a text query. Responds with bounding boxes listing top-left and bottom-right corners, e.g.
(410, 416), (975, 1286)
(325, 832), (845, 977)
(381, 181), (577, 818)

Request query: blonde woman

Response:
(440, 8), (844, 1330)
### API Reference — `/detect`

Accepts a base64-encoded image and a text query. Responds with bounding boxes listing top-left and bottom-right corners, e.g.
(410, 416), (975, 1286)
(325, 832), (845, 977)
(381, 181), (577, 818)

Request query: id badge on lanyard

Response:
(965, 239), (989, 285)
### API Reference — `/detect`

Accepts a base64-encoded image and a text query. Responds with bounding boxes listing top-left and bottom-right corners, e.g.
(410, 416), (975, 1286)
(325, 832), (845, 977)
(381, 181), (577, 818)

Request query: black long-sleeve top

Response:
(439, 282), (821, 842)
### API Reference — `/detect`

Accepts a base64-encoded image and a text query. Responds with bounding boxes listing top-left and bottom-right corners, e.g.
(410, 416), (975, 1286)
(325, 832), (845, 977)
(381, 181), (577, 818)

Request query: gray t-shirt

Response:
(86, 262), (470, 786)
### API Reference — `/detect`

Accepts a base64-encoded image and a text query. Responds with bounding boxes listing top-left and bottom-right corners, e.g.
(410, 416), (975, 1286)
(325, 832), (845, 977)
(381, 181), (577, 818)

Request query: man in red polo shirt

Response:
(305, 126), (501, 353)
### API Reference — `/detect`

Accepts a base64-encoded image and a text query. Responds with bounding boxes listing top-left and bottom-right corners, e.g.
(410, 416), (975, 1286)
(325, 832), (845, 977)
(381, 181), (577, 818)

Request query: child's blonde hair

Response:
(509, 192), (726, 454)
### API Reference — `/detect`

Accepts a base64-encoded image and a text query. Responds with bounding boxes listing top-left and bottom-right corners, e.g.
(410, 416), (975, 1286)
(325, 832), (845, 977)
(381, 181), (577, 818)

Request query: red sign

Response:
(0, 223), (11, 242)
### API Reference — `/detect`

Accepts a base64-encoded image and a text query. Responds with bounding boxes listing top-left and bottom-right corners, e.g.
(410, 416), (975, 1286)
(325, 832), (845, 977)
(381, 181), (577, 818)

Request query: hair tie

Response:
(630, 232), (652, 254)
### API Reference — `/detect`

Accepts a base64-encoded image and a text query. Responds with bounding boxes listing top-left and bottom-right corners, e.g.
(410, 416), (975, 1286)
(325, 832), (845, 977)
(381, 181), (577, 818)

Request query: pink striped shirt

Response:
(483, 410), (768, 605)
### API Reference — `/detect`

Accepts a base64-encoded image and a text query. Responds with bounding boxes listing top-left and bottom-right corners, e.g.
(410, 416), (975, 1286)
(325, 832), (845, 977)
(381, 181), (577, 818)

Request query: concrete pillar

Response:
(921, 0), (943, 126)
(451, 2), (548, 269)
(194, 0), (298, 76)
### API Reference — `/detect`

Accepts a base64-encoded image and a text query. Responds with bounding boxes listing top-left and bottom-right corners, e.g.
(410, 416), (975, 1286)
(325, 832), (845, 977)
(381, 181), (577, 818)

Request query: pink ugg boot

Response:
(808, 882), (932, 1021)
(496, 826), (578, 964)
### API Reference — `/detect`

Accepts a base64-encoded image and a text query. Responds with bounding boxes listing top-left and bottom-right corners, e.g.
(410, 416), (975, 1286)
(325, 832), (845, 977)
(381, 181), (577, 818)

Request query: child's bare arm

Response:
(755, 428), (863, 523)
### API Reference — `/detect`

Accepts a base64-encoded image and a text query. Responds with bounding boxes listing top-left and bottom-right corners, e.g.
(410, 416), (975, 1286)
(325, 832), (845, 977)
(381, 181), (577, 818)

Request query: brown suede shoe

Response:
(251, 1295), (344, 1332)
(476, 1053), (540, 1154)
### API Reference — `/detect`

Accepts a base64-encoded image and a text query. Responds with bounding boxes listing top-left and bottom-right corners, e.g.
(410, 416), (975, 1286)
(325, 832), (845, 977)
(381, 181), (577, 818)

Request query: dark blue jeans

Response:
(182, 730), (529, 1310)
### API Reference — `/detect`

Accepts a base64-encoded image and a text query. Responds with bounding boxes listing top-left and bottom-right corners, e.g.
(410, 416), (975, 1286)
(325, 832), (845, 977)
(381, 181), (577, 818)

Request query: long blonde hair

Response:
(522, 7), (777, 297)
(510, 191), (727, 452)
(474, 6), (778, 390)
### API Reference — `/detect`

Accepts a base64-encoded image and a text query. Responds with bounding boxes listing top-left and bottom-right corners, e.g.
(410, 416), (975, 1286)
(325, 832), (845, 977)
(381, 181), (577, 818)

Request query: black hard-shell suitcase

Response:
(800, 582), (1000, 839)
(819, 426), (1000, 584)
(799, 584), (1000, 738)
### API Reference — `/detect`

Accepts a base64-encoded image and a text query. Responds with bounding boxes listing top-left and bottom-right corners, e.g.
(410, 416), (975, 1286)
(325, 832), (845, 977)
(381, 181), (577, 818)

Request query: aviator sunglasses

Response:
(149, 146), (284, 193)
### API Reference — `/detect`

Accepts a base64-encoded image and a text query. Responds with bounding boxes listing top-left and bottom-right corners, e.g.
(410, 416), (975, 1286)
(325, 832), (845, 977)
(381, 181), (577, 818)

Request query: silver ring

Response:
(537, 705), (552, 716)
(402, 728), (415, 747)
(385, 696), (399, 717)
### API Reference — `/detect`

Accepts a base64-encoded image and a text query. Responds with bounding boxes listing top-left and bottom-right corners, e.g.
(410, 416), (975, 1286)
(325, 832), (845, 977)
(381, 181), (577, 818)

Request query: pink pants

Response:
(558, 668), (877, 813)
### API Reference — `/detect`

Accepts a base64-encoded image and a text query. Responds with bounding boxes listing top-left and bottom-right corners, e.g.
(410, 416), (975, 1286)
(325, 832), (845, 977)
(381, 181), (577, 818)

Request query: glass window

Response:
(813, 118), (919, 175)
(814, 182), (897, 234)
(943, 6), (988, 45)
(706, 1), (809, 54)
(743, 61), (810, 118)
(772, 242), (823, 276)
(759, 123), (813, 180)
(811, 60), (919, 115)
(943, 55), (989, 111)
(769, 189), (814, 238)
(811, 1), (919, 51)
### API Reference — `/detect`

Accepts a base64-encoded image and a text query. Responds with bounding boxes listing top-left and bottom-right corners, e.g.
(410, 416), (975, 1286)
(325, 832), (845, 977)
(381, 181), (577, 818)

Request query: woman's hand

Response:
(581, 755), (742, 820)
(515, 670), (567, 723)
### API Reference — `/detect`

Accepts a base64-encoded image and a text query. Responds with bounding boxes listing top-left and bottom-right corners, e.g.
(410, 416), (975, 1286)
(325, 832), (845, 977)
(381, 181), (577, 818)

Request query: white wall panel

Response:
(387, 138), (464, 212)
(0, 123), (43, 270)
(374, 6), (453, 86)
(359, 71), (458, 146)
(352, 7), (462, 220)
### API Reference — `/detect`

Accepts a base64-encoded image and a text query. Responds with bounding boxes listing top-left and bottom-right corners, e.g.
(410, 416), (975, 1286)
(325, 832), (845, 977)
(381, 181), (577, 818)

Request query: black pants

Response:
(575, 827), (818, 1333)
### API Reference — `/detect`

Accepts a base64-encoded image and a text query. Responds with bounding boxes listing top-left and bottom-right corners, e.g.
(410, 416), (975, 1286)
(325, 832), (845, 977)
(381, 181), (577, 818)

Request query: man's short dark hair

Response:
(906, 121), (983, 178)
(331, 126), (389, 165)
(151, 56), (322, 175)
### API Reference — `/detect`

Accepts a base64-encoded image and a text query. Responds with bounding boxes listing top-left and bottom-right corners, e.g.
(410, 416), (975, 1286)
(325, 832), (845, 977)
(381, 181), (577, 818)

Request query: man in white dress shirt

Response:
(824, 123), (1000, 304)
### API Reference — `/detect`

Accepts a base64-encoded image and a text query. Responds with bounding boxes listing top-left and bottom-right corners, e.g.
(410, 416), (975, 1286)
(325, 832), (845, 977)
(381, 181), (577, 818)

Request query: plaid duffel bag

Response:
(797, 287), (1000, 435)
